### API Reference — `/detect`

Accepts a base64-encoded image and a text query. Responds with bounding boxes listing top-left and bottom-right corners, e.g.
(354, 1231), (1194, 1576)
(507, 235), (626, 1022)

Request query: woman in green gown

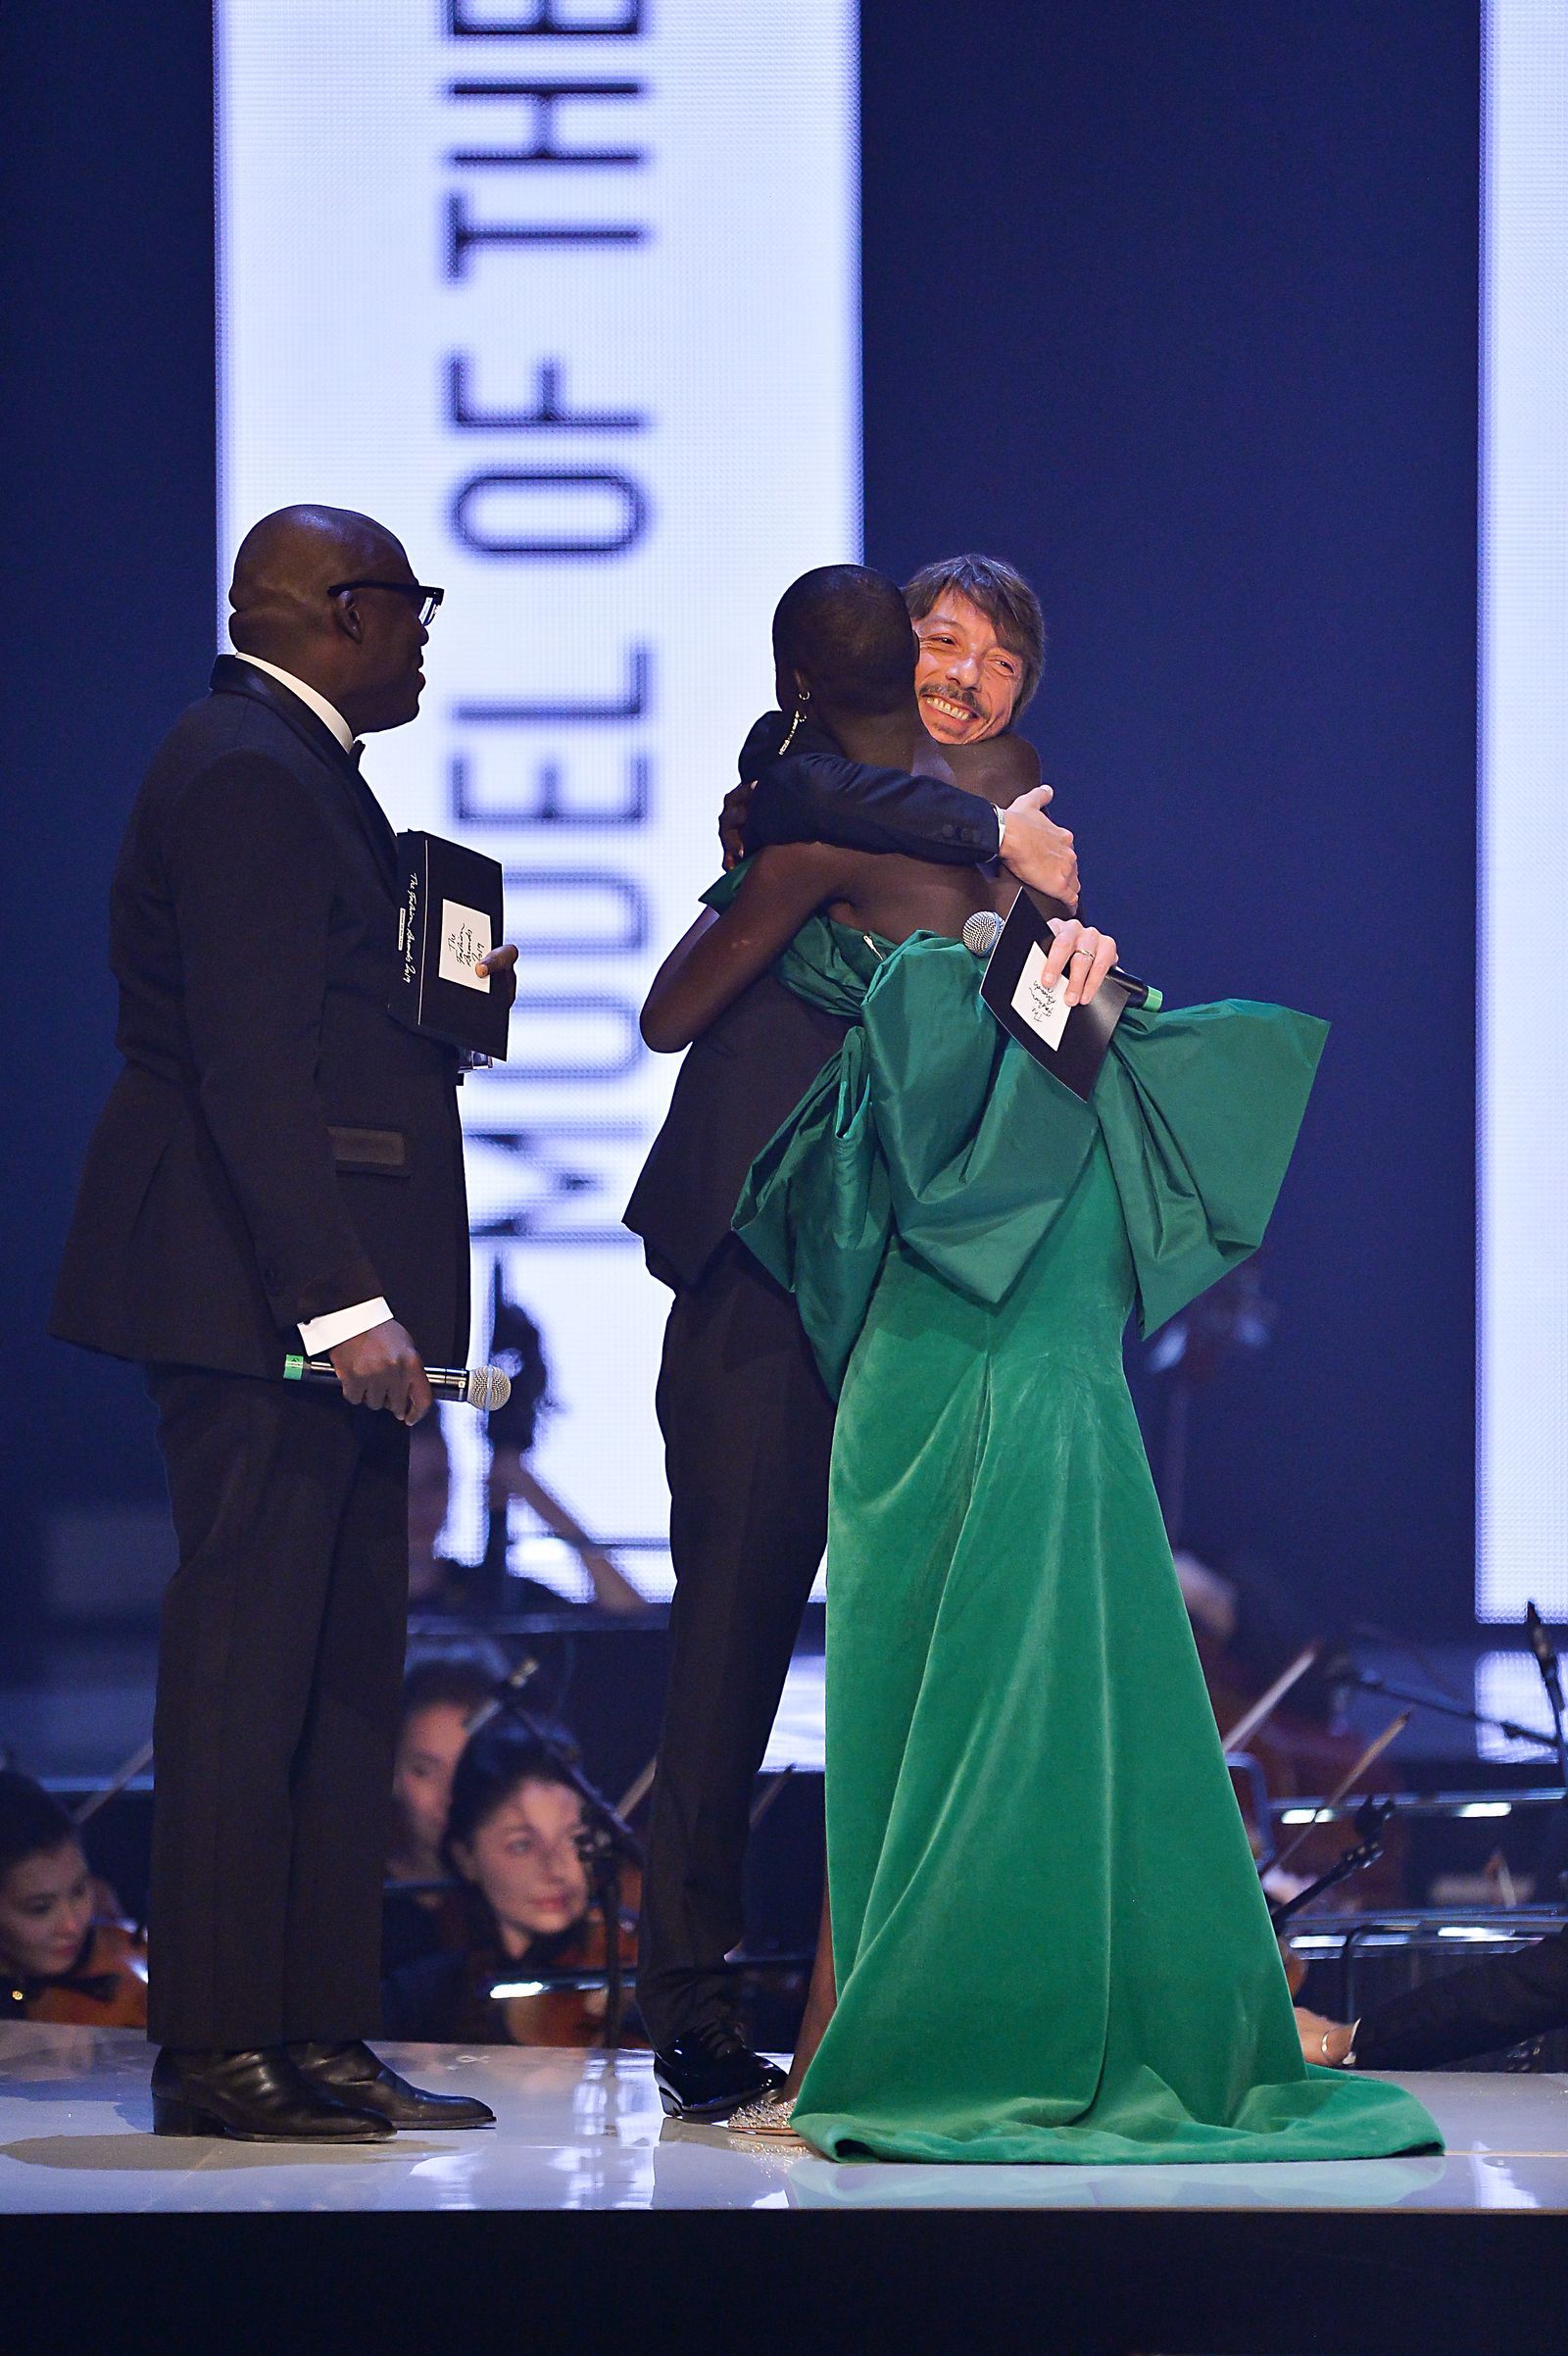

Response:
(642, 749), (1439, 2171)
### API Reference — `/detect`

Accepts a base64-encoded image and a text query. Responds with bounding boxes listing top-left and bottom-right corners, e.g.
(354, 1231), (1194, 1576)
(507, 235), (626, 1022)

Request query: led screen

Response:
(217, 0), (861, 1594)
(1478, 0), (1568, 1636)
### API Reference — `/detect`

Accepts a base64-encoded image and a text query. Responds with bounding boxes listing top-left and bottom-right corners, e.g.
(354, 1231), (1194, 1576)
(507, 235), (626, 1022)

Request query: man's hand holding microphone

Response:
(328, 1322), (432, 1425)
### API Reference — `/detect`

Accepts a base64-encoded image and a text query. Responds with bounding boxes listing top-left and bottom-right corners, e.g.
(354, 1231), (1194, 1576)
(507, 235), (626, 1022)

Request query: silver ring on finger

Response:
(1070, 943), (1094, 960)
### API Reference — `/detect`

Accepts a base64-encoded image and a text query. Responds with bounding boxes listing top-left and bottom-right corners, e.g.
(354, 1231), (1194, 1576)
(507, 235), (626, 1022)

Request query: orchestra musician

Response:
(382, 1723), (642, 2048)
(0, 1771), (147, 2029)
(383, 1647), (505, 1975)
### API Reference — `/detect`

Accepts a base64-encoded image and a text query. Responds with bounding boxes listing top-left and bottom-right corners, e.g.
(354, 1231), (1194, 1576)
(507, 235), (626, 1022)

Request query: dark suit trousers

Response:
(144, 1367), (410, 2050)
(638, 1239), (836, 2051)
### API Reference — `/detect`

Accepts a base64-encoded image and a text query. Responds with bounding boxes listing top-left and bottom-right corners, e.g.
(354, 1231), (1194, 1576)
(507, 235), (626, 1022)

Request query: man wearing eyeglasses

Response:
(53, 505), (510, 2143)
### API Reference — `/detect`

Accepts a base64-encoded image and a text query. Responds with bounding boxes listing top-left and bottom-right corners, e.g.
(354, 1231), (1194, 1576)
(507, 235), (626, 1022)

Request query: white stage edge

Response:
(1, 2025), (1563, 2215)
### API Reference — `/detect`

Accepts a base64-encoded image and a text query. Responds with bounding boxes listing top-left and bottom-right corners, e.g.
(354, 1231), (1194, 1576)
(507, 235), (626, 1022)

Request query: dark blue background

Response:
(1, 5), (1479, 1637)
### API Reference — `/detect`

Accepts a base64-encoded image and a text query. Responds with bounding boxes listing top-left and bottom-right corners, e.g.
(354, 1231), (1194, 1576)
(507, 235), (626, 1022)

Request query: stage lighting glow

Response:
(1476, 1648), (1558, 1763)
(217, 2), (860, 1584)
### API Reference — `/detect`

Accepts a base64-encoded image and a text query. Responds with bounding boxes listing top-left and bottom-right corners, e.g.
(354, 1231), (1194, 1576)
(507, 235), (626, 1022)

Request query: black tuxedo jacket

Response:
(52, 657), (469, 1377)
(623, 713), (1000, 1291)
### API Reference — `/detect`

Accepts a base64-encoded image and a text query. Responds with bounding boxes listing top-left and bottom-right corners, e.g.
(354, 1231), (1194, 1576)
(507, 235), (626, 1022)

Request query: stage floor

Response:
(2, 2021), (1565, 2214)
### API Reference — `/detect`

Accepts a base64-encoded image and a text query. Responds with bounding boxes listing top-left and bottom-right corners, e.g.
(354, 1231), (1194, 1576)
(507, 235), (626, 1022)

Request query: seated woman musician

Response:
(0, 1770), (148, 2028)
(384, 1645), (507, 1975)
(382, 1723), (643, 2048)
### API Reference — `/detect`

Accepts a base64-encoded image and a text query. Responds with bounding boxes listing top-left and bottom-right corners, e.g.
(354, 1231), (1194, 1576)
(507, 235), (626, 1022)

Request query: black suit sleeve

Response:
(163, 751), (384, 1326)
(1353, 1924), (1568, 2069)
(746, 751), (1003, 867)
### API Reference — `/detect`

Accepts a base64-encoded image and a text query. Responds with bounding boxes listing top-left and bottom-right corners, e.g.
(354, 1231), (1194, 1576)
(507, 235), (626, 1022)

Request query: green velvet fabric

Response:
(710, 876), (1440, 2165)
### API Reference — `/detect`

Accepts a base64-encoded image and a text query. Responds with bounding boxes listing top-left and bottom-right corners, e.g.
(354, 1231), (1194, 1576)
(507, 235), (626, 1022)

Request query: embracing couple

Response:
(626, 558), (1440, 2165)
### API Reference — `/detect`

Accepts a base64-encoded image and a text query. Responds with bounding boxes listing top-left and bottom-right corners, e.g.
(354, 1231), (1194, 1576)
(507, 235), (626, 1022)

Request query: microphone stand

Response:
(1333, 1649), (1568, 1908)
(474, 1661), (642, 2049)
(1525, 1603), (1568, 1900)
(1524, 1603), (1568, 1782)
(1331, 1664), (1555, 1753)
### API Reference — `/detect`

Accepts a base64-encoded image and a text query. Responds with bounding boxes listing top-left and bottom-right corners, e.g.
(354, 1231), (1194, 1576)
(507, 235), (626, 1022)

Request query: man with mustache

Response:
(628, 556), (1115, 2117)
(907, 552), (1044, 745)
(722, 552), (1057, 868)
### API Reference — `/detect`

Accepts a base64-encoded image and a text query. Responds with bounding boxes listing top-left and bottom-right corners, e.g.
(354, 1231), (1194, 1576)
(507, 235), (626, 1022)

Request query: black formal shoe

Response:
(287, 2039), (497, 2131)
(151, 2046), (394, 2142)
(654, 2021), (786, 2119)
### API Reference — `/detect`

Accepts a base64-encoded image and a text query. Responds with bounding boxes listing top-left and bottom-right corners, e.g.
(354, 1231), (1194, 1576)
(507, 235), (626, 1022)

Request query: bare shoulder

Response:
(946, 730), (1041, 806)
(739, 837), (859, 911)
(749, 839), (855, 885)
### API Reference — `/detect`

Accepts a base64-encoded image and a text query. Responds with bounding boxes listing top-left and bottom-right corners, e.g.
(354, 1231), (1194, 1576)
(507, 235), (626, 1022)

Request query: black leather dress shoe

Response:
(654, 2021), (786, 2119)
(151, 2046), (394, 2141)
(287, 2039), (497, 2130)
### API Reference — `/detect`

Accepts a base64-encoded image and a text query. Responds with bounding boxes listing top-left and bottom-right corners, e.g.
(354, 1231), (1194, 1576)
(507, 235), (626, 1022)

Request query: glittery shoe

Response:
(726, 2091), (800, 2137)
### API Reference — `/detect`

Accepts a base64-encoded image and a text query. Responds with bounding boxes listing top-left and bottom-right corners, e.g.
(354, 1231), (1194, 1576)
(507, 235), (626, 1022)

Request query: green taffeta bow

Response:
(701, 871), (1329, 1395)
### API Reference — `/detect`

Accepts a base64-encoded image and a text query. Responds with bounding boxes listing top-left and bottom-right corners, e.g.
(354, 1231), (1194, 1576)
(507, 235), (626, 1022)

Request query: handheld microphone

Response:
(282, 1354), (513, 1411)
(962, 906), (1152, 1007)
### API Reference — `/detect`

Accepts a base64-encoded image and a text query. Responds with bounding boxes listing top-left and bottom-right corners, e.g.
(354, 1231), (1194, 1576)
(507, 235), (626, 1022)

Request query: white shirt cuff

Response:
(297, 1298), (393, 1354)
(992, 807), (1005, 859)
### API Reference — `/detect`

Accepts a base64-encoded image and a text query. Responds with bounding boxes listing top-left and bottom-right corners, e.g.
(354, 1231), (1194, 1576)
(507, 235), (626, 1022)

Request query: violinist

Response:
(0, 1770), (148, 2029)
(383, 1645), (506, 1974)
(382, 1723), (643, 2048)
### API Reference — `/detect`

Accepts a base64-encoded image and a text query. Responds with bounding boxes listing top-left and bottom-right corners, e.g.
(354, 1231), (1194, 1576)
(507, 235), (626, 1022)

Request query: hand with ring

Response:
(1041, 917), (1119, 1006)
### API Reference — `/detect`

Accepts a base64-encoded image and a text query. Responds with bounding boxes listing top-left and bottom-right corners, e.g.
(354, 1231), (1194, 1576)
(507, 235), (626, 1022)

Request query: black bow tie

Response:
(350, 740), (366, 769)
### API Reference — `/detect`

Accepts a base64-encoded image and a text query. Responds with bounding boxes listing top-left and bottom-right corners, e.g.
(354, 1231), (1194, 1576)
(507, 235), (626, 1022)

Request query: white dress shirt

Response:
(236, 652), (357, 754)
(233, 654), (392, 1358)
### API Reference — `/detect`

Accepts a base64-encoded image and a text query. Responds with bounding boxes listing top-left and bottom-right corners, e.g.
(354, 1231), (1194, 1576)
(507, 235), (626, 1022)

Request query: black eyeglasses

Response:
(328, 579), (445, 627)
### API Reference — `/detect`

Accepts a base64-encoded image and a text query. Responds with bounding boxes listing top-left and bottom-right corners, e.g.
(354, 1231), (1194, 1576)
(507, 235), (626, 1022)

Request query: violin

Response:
(1194, 1632), (1408, 2003)
(494, 1861), (645, 2048)
(24, 1921), (149, 2028)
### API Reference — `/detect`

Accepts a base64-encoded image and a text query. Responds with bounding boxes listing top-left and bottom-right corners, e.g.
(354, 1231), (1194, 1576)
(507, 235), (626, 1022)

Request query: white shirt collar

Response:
(233, 655), (356, 755)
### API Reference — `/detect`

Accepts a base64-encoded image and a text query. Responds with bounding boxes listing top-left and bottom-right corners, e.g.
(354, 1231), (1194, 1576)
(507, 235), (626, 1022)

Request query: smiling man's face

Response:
(912, 591), (1024, 744)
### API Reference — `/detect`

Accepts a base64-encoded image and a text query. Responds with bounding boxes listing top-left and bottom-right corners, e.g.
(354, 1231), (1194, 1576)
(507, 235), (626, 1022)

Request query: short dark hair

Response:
(401, 1644), (509, 1726)
(0, 1771), (79, 1885)
(903, 554), (1047, 716)
(772, 564), (917, 716)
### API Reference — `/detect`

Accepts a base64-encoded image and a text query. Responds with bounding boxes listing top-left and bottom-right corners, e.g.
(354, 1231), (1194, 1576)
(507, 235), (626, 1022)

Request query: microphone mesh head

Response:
(962, 909), (1004, 957)
(466, 1364), (513, 1412)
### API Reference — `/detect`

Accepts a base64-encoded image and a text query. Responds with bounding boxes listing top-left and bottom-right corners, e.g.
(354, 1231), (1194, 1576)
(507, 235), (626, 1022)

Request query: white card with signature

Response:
(438, 900), (492, 994)
(1010, 940), (1072, 1051)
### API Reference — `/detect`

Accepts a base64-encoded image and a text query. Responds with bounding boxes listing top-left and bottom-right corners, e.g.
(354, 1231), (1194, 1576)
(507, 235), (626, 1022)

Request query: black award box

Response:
(390, 830), (510, 1060)
(978, 888), (1158, 1101)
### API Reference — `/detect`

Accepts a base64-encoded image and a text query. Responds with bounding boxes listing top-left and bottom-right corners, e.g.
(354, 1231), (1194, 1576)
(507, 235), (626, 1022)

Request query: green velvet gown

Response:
(719, 883), (1441, 2166)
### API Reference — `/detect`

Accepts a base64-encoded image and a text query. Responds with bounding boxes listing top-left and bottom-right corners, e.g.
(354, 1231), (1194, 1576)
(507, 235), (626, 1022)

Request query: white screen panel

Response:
(217, 1), (860, 1577)
(1478, 0), (1568, 1622)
